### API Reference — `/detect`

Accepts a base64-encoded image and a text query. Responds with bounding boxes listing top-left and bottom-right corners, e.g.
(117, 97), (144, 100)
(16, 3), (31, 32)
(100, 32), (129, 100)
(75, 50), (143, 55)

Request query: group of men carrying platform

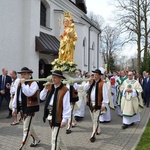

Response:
(10, 67), (143, 150)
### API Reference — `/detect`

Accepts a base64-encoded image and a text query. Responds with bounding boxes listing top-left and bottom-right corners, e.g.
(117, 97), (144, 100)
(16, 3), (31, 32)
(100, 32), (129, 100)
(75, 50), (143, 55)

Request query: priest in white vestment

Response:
(120, 71), (143, 129)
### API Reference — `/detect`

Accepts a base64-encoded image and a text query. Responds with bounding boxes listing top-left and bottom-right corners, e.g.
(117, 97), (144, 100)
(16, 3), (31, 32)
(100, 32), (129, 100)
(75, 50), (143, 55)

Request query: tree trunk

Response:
(137, 0), (141, 72)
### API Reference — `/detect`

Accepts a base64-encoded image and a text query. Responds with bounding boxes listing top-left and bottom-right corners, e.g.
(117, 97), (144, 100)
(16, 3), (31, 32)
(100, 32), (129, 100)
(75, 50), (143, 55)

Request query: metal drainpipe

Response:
(97, 32), (101, 68)
(88, 25), (92, 72)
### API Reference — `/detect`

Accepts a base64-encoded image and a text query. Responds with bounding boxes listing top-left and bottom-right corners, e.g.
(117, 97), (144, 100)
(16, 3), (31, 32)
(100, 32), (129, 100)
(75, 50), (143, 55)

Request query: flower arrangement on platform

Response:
(51, 59), (77, 72)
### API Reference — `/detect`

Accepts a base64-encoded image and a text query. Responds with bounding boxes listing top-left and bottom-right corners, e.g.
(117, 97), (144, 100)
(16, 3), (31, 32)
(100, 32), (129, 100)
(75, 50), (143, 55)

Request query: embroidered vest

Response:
(16, 81), (39, 114)
(43, 83), (68, 126)
(86, 80), (104, 110)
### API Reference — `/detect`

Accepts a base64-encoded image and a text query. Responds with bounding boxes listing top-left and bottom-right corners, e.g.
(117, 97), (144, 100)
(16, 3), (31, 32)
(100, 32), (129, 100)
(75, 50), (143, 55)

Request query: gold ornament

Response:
(63, 12), (73, 20)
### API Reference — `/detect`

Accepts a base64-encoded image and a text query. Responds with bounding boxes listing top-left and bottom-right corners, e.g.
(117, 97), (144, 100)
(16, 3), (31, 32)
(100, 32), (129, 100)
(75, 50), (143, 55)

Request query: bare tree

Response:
(141, 0), (150, 57)
(87, 11), (122, 72)
(87, 11), (105, 29)
(100, 25), (122, 72)
(114, 0), (150, 71)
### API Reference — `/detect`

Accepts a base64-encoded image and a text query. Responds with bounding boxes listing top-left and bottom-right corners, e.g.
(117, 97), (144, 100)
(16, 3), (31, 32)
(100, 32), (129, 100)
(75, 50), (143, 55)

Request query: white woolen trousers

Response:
(21, 115), (40, 150)
(51, 126), (67, 150)
(90, 109), (101, 137)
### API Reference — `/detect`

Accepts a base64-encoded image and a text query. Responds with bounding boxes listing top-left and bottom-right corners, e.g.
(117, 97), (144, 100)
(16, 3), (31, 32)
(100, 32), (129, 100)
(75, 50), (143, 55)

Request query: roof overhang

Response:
(35, 32), (60, 55)
(76, 0), (87, 14)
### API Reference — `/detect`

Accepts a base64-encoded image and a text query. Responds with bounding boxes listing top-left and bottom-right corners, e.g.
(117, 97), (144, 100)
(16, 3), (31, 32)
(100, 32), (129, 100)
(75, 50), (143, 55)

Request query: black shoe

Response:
(122, 124), (129, 129)
(90, 136), (95, 142)
(66, 129), (72, 134)
(30, 140), (41, 147)
(100, 121), (110, 123)
(74, 116), (84, 121)
(7, 114), (12, 119)
(129, 122), (134, 126)
(100, 121), (104, 123)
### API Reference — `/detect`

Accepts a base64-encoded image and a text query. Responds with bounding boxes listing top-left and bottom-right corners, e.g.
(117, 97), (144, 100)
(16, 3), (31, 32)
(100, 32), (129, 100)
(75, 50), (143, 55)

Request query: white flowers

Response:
(51, 59), (77, 72)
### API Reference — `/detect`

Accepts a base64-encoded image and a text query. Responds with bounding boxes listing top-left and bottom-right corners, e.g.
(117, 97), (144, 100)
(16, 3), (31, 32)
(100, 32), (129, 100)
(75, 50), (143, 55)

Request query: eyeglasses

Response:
(128, 75), (132, 76)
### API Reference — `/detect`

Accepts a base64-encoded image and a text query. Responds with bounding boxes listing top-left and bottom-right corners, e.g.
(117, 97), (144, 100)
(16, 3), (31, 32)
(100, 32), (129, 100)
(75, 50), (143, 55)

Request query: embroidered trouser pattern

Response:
(50, 125), (67, 150)
(90, 109), (101, 137)
(20, 115), (39, 150)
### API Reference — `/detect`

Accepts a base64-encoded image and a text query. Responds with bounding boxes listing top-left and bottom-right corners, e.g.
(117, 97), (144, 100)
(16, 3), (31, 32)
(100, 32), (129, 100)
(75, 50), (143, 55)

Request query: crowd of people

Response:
(0, 67), (148, 149)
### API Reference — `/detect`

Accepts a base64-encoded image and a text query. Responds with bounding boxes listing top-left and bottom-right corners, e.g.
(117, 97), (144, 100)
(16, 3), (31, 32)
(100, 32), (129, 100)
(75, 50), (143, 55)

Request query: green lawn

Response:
(135, 119), (150, 150)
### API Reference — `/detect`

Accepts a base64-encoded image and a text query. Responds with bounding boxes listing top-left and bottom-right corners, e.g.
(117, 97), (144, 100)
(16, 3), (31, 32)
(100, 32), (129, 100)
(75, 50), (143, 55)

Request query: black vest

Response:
(70, 85), (79, 102)
(16, 81), (39, 114)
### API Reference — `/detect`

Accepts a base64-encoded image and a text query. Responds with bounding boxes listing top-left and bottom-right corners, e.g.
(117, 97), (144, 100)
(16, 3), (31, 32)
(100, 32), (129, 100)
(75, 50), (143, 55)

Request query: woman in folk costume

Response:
(120, 71), (143, 129)
(99, 74), (115, 122)
(84, 69), (109, 142)
(58, 12), (77, 62)
(40, 70), (71, 150)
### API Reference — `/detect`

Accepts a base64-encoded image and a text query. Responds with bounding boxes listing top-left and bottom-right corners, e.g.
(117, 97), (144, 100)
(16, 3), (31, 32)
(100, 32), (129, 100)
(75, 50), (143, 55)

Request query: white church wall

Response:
(0, 0), (102, 77)
(0, 0), (24, 72)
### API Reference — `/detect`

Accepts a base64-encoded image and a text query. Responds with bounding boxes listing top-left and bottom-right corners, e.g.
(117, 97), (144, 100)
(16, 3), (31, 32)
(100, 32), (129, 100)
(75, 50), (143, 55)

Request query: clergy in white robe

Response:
(74, 81), (87, 119)
(99, 77), (114, 122)
(110, 71), (119, 107)
(120, 71), (143, 129)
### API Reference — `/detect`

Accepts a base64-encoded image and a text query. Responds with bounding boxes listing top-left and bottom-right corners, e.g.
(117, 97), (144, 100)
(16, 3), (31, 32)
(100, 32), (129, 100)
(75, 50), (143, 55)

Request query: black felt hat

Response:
(17, 67), (33, 74)
(51, 70), (66, 79)
(92, 69), (103, 75)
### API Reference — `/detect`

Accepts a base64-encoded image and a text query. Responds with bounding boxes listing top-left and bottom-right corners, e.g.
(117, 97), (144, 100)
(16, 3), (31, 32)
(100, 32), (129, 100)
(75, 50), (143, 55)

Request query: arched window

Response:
(40, 2), (46, 26)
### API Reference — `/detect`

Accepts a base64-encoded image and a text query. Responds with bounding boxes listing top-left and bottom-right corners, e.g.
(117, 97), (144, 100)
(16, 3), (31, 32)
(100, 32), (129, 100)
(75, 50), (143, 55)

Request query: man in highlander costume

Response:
(120, 71), (143, 129)
(12, 67), (40, 150)
(40, 70), (71, 150)
(84, 69), (109, 142)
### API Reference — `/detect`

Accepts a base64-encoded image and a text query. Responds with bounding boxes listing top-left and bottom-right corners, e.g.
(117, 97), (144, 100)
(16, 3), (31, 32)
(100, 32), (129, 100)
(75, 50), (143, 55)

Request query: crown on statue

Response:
(64, 12), (73, 20)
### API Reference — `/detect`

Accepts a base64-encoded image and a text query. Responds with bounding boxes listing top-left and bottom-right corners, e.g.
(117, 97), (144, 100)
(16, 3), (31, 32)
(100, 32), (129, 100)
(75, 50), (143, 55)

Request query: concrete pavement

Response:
(0, 103), (150, 150)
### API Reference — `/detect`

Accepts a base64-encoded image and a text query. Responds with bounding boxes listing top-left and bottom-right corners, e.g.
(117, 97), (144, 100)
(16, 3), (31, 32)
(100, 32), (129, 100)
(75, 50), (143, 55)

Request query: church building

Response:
(0, 0), (103, 77)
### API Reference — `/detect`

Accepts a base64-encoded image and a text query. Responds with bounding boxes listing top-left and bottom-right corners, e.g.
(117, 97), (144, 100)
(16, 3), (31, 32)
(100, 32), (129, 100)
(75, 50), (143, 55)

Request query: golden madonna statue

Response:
(58, 12), (78, 62)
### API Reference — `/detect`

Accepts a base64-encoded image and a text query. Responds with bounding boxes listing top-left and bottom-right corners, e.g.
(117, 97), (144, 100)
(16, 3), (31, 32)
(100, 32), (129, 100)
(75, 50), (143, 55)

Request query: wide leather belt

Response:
(47, 105), (53, 115)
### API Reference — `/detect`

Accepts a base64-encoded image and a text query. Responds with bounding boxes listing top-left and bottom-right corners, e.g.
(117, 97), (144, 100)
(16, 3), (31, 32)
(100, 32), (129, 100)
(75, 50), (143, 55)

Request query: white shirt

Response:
(40, 86), (71, 123)
(10, 78), (20, 96)
(12, 81), (39, 111)
(84, 81), (109, 107)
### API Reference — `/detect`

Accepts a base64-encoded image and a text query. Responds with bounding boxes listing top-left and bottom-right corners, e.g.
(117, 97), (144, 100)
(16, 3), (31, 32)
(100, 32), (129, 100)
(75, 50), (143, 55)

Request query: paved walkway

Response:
(0, 103), (149, 150)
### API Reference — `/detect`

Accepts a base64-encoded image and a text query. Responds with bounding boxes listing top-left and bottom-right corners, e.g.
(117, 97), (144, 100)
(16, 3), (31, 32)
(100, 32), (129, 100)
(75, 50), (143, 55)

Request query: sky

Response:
(85, 0), (137, 58)
(86, 0), (115, 24)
